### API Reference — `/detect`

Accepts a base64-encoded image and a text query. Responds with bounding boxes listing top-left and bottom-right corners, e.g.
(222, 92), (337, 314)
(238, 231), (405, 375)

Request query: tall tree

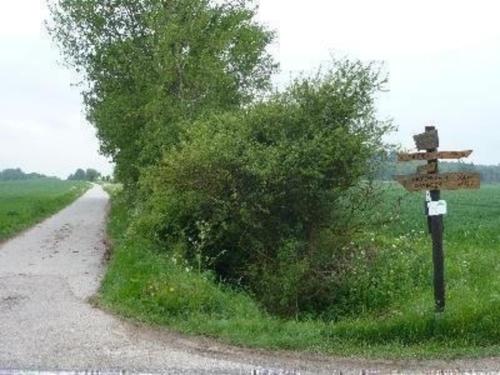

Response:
(48, 0), (276, 188)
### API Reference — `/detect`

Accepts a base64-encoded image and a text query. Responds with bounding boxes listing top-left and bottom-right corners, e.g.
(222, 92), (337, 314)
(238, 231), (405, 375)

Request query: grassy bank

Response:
(98, 185), (500, 359)
(0, 179), (90, 240)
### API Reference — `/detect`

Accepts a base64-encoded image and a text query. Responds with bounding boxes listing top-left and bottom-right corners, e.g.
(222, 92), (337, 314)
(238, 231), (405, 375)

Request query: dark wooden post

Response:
(425, 126), (445, 312)
(396, 126), (479, 313)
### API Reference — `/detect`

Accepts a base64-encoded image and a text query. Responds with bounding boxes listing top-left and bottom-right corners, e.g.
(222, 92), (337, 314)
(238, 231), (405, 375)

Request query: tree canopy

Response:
(48, 0), (276, 188)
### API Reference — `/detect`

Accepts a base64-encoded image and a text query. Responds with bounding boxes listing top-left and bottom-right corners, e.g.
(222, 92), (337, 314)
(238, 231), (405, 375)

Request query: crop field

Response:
(0, 179), (89, 241)
(100, 183), (500, 359)
(330, 183), (500, 357)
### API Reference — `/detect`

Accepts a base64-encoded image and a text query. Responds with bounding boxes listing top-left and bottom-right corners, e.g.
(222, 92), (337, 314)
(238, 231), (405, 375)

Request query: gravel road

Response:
(0, 185), (498, 374)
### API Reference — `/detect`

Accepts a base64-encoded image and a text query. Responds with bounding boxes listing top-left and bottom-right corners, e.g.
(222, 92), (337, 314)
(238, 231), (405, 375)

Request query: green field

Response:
(0, 179), (90, 240)
(99, 184), (500, 359)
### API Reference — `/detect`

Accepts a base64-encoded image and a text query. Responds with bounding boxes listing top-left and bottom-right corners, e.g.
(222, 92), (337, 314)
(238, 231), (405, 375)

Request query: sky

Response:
(1, 1), (499, 178)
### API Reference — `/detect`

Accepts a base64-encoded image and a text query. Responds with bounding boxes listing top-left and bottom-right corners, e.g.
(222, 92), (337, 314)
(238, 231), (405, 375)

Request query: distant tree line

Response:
(377, 152), (500, 183)
(0, 168), (48, 181)
(67, 168), (101, 182)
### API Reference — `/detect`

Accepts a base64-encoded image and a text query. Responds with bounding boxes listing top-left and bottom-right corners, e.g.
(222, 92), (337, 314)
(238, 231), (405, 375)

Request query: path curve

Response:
(0, 185), (498, 374)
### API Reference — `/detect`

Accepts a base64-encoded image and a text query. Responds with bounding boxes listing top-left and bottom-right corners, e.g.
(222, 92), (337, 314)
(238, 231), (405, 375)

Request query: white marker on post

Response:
(428, 200), (447, 216)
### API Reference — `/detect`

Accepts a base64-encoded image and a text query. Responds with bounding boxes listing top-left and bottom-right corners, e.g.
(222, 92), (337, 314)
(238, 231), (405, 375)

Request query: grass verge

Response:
(98, 185), (500, 359)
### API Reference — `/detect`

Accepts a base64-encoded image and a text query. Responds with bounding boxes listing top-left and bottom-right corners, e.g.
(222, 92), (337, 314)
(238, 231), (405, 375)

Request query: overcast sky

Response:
(1, 1), (499, 178)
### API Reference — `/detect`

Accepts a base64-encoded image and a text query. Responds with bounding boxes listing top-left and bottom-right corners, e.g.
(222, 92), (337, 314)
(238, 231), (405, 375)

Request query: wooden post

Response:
(425, 126), (445, 312)
(395, 126), (479, 313)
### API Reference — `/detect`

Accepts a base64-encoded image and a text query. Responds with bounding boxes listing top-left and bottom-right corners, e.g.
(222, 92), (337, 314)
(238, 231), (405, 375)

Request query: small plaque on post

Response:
(428, 200), (447, 216)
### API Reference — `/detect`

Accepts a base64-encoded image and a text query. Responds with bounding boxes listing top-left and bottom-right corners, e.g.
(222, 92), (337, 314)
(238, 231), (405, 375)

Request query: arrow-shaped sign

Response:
(395, 172), (480, 192)
(398, 150), (473, 162)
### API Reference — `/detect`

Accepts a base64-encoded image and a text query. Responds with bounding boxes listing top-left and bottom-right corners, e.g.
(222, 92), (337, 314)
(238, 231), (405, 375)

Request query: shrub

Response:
(135, 60), (394, 318)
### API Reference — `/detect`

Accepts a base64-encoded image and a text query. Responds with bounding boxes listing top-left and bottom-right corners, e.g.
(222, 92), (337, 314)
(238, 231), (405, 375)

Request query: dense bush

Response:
(50, 0), (398, 319)
(136, 61), (393, 317)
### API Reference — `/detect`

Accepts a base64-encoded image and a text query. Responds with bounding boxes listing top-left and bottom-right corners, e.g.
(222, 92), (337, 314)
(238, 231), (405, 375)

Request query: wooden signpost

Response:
(395, 126), (480, 312)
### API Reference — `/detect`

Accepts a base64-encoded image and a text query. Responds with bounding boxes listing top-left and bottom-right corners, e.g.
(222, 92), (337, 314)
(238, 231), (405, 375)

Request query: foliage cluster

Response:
(136, 64), (392, 317)
(49, 0), (393, 318)
(48, 0), (276, 189)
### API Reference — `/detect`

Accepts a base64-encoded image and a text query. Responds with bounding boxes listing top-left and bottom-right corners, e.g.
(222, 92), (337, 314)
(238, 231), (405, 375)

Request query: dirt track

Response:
(0, 185), (498, 374)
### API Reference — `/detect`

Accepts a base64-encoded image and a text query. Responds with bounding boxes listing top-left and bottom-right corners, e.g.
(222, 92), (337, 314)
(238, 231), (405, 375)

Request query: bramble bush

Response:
(49, 0), (410, 320)
(135, 61), (395, 318)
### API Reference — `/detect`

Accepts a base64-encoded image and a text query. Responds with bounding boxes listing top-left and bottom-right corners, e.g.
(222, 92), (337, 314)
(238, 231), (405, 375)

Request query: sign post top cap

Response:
(414, 129), (439, 150)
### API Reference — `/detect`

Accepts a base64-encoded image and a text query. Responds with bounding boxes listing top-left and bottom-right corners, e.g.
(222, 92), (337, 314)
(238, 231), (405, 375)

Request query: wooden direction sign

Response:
(398, 150), (473, 162)
(395, 125), (479, 313)
(396, 172), (480, 192)
(417, 162), (437, 175)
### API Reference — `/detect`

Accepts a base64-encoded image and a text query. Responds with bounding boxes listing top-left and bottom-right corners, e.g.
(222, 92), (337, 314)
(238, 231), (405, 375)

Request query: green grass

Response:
(0, 179), (90, 240)
(98, 184), (500, 359)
